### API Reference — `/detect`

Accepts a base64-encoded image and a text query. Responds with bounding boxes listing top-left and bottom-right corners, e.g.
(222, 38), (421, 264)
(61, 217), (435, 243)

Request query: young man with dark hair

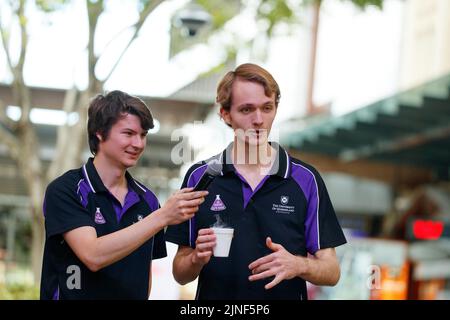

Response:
(166, 64), (347, 300)
(40, 90), (208, 300)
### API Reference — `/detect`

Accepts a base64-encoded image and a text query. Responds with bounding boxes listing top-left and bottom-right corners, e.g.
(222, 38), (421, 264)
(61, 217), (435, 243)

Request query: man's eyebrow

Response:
(122, 128), (137, 132)
(122, 128), (147, 135)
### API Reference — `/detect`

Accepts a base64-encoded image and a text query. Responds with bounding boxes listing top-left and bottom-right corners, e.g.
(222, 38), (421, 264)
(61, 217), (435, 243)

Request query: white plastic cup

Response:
(211, 227), (234, 257)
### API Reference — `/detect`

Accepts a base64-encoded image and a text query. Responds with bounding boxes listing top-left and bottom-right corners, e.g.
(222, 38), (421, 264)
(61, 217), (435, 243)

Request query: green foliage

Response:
(196, 0), (242, 30)
(14, 221), (33, 264)
(345, 0), (383, 10)
(0, 283), (39, 300)
(303, 0), (383, 10)
(170, 0), (384, 60)
(35, 0), (70, 13)
(256, 0), (297, 36)
(137, 0), (151, 12)
(198, 60), (231, 78)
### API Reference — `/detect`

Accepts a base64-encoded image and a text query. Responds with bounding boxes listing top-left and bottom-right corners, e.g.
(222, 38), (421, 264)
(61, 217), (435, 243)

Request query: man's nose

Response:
(253, 109), (263, 125)
(132, 135), (145, 149)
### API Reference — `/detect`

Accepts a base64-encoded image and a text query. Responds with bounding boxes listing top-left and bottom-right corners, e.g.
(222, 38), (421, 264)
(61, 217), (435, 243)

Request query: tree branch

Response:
(0, 4), (15, 72)
(0, 119), (20, 160)
(101, 0), (165, 83)
(101, 23), (137, 53)
(46, 86), (79, 181)
(14, 0), (32, 126)
(87, 0), (104, 91)
(17, 0), (27, 74)
(0, 98), (18, 131)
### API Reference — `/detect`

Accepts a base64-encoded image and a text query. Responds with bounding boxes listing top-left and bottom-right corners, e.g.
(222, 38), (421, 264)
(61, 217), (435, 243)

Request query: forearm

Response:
(173, 248), (204, 285)
(297, 254), (340, 286)
(76, 209), (168, 271)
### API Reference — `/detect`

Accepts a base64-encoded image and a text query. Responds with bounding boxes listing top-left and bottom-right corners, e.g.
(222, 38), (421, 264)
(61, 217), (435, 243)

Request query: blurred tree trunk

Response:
(0, 0), (46, 284)
(304, 0), (384, 116)
(306, 0), (322, 115)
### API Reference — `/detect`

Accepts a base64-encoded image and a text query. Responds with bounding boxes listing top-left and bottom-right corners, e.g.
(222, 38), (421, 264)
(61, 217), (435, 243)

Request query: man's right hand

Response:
(191, 228), (216, 266)
(160, 188), (208, 226)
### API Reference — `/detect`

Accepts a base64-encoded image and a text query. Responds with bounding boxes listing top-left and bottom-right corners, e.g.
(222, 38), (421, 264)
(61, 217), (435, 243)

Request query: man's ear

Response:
(219, 107), (231, 126)
(96, 132), (103, 142)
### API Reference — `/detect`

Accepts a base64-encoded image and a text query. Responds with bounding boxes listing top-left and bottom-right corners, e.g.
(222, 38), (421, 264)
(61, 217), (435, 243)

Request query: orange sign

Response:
(370, 262), (409, 300)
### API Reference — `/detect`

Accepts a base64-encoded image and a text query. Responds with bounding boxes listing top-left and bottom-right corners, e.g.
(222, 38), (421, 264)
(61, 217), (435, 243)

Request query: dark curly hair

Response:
(87, 90), (154, 155)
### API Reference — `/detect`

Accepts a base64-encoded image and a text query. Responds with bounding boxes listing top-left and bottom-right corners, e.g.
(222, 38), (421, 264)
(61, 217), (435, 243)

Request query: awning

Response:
(281, 73), (450, 180)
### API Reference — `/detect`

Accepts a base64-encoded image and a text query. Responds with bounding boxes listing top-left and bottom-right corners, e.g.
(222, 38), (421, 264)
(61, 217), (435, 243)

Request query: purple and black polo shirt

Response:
(166, 142), (347, 300)
(40, 158), (166, 300)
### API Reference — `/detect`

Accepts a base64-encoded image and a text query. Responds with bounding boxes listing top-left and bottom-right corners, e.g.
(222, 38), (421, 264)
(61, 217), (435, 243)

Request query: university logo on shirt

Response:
(94, 207), (106, 224)
(210, 194), (226, 211)
(272, 196), (294, 214)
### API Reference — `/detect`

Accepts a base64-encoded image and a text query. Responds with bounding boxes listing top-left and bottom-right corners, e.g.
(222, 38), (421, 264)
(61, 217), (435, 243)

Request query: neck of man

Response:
(232, 139), (275, 174)
(93, 154), (127, 191)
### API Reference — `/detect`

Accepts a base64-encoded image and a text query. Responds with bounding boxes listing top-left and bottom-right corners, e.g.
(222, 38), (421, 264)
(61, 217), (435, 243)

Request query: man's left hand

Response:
(248, 237), (307, 289)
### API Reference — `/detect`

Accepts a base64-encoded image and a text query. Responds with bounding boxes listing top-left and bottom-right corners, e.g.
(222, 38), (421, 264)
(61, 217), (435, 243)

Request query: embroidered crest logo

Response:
(210, 194), (226, 211)
(281, 196), (289, 205)
(94, 207), (106, 224)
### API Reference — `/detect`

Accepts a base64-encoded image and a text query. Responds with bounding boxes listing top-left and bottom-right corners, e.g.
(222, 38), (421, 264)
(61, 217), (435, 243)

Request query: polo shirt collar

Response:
(220, 141), (291, 178)
(82, 158), (145, 195)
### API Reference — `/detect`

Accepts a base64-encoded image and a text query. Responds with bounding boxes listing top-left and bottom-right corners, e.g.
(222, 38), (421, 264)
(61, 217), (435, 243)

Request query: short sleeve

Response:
(152, 227), (167, 259)
(151, 203), (167, 259)
(305, 170), (347, 254)
(165, 220), (192, 247)
(43, 180), (95, 239)
(164, 166), (196, 248)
